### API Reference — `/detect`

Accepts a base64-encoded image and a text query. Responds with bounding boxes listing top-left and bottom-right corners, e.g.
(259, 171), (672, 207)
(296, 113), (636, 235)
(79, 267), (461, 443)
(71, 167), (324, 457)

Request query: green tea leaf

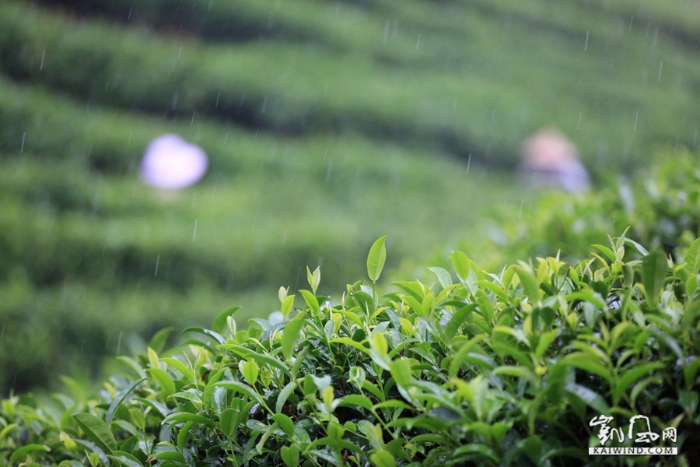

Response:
(565, 383), (610, 414)
(148, 327), (174, 354)
(147, 347), (159, 369)
(215, 381), (264, 406)
(649, 329), (684, 361)
(280, 294), (295, 319)
(452, 444), (499, 463)
(182, 327), (226, 345)
(110, 451), (145, 467)
(300, 289), (320, 315)
(116, 356), (146, 379)
(684, 357), (700, 391)
(0, 423), (17, 442)
(371, 448), (396, 467)
(73, 413), (118, 454)
(212, 307), (240, 335)
(592, 244), (616, 263)
(271, 413), (295, 437)
(642, 250), (667, 305)
(282, 317), (305, 361)
(516, 265), (540, 304)
(493, 366), (539, 388)
(428, 267), (452, 288)
(337, 394), (373, 411)
(147, 368), (176, 398)
(534, 329), (559, 360)
(560, 353), (614, 387)
(10, 444), (51, 464)
(219, 408), (238, 437)
(679, 390), (699, 416)
(624, 238), (649, 257)
(450, 250), (471, 282)
(106, 377), (146, 424)
(685, 237), (700, 273)
(163, 412), (216, 427)
(445, 304), (477, 339)
(239, 360), (259, 386)
(307, 266), (321, 294)
(169, 389), (203, 404)
(161, 357), (196, 384)
(276, 381), (298, 414)
(389, 358), (413, 387)
(367, 236), (387, 282)
(615, 363), (664, 402)
(281, 445), (300, 467)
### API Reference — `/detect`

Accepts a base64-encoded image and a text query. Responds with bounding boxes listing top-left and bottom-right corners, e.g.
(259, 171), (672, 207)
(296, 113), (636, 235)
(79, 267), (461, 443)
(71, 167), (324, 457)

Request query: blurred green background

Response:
(2, 0), (700, 395)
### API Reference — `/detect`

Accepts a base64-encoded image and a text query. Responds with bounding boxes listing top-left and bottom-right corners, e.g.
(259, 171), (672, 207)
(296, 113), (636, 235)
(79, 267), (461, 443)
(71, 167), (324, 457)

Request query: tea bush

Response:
(479, 151), (700, 268)
(2, 235), (698, 466)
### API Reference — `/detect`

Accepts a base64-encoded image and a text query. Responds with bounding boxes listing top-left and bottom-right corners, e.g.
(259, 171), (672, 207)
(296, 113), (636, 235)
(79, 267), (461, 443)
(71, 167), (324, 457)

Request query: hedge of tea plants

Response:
(2, 234), (698, 466)
(476, 151), (700, 269)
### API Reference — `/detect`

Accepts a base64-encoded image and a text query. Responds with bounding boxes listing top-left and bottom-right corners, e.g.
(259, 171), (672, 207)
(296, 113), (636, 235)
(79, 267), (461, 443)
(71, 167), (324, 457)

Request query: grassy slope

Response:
(2, 0), (700, 393)
(0, 77), (522, 392)
(3, 0), (700, 167)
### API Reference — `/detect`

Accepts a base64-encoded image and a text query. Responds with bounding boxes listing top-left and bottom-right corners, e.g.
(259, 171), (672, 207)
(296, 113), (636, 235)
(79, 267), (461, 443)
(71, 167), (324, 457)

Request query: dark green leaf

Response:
(73, 413), (118, 454)
(282, 317), (305, 361)
(446, 304), (477, 339)
(106, 377), (146, 424)
(110, 451), (145, 467)
(271, 413), (295, 437)
(564, 383), (610, 414)
(163, 412), (216, 427)
(10, 444), (51, 464)
(642, 250), (667, 305)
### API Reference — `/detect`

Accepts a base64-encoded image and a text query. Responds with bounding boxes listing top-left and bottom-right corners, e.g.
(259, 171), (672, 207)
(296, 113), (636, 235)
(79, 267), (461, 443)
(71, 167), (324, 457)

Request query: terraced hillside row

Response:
(3, 0), (700, 166)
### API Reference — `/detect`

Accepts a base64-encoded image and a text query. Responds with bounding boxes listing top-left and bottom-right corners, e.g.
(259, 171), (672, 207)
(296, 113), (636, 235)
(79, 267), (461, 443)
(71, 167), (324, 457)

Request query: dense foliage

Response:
(2, 234), (699, 466)
(485, 151), (700, 267)
(3, 0), (700, 395)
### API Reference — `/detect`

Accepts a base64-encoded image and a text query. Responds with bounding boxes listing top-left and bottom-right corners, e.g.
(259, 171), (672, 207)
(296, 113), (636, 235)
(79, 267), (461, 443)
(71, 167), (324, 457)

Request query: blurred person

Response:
(520, 128), (590, 193)
(140, 134), (208, 190)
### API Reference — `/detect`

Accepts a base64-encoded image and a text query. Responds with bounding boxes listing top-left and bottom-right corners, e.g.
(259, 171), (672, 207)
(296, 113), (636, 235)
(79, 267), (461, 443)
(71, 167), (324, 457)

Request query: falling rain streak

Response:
(658, 61), (663, 82)
(20, 132), (26, 153)
(155, 254), (160, 276)
(193, 219), (198, 241)
(634, 111), (639, 131)
(40, 50), (45, 70)
(584, 30), (590, 50)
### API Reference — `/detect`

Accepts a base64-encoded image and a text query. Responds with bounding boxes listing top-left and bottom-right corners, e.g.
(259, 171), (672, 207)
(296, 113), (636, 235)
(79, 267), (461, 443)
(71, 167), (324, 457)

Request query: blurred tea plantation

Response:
(3, 0), (700, 395)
